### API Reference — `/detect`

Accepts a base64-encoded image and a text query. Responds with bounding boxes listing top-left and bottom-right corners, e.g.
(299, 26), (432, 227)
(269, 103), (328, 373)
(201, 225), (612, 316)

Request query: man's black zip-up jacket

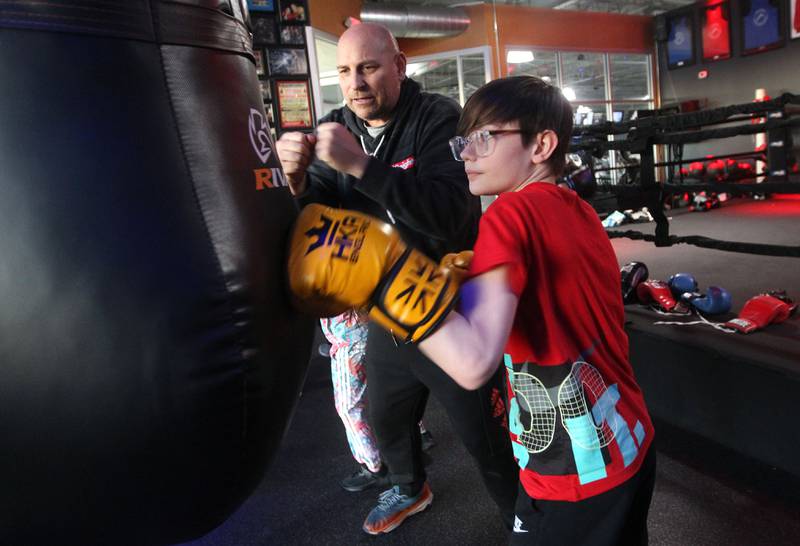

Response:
(296, 78), (481, 261)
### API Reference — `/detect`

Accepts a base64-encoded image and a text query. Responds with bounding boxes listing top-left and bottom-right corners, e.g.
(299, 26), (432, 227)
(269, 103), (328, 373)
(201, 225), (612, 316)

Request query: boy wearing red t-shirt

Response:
(419, 76), (656, 544)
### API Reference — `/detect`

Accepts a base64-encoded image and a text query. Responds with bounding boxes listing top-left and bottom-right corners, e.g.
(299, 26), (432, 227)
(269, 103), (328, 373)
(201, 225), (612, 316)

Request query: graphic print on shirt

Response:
(504, 354), (646, 485)
(506, 364), (556, 457)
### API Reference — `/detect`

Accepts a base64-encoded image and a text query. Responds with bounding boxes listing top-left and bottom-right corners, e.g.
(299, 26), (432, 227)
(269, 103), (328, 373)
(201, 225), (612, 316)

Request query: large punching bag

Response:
(0, 2), (314, 544)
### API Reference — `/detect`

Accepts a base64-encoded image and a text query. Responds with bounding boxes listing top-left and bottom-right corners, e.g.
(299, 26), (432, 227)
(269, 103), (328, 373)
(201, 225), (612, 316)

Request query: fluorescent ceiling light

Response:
(506, 50), (534, 64)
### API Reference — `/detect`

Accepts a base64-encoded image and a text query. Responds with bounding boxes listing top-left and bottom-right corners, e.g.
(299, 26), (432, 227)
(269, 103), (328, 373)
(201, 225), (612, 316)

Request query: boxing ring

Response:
(571, 95), (800, 478)
(612, 197), (800, 477)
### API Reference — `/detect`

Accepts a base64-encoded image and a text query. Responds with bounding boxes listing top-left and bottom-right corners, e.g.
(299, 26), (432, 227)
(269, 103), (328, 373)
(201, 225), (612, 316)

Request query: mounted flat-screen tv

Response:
(666, 12), (695, 68)
(702, 1), (731, 61)
(741, 0), (784, 55)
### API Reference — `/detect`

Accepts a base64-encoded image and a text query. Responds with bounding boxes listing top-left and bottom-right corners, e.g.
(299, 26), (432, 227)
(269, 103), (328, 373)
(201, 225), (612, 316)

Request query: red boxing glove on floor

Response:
(724, 294), (797, 334)
(636, 280), (677, 312)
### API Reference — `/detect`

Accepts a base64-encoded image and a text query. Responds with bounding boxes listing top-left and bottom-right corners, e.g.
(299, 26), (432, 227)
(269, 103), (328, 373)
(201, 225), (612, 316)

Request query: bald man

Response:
(275, 24), (517, 535)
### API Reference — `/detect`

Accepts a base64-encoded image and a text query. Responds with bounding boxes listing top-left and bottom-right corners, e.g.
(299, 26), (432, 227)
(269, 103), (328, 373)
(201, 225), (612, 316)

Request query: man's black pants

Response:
(366, 324), (519, 527)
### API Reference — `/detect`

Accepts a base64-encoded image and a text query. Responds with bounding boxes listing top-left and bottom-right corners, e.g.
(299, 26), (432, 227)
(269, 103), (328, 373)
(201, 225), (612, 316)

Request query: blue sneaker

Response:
(362, 483), (433, 535)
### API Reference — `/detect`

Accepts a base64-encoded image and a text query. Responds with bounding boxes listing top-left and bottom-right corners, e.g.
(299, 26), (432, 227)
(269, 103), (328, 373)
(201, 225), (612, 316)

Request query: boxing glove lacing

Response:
(652, 310), (737, 333)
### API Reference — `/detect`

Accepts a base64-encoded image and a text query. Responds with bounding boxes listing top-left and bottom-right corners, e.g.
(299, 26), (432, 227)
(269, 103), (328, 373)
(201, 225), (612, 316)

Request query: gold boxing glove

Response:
(287, 204), (460, 342)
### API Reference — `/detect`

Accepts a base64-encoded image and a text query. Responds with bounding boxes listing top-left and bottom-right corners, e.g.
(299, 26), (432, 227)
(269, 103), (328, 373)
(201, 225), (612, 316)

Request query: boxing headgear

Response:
(560, 152), (597, 200)
(668, 273), (698, 299)
(706, 159), (727, 181)
(688, 161), (705, 178)
(620, 261), (649, 304)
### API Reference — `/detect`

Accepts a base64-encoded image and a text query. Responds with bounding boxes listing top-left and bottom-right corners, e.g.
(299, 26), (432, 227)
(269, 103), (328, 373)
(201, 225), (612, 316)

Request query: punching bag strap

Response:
(0, 1), (253, 58)
(156, 1), (252, 56)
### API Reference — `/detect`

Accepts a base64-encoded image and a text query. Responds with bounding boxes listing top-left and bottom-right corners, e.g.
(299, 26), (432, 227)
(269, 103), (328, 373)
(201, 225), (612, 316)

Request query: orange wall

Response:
(400, 4), (654, 78)
(308, 0), (360, 37)
(495, 5), (653, 53)
(307, 2), (655, 81)
(398, 5), (493, 59)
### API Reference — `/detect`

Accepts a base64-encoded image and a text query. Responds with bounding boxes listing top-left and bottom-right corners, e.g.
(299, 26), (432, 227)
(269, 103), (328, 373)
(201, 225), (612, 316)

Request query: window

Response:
(407, 47), (492, 106)
(312, 33), (343, 118)
(407, 58), (460, 103)
(507, 47), (654, 184)
(561, 52), (607, 102)
(506, 50), (557, 82)
(461, 54), (490, 102)
(609, 53), (651, 101)
(506, 47), (654, 125)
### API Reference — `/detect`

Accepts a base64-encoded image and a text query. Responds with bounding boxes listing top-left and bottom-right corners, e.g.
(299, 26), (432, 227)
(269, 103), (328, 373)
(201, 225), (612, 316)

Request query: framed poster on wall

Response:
(741, 0), (784, 55)
(259, 78), (272, 102)
(252, 15), (278, 45)
(701, 1), (731, 61)
(279, 0), (307, 23)
(267, 48), (308, 75)
(666, 12), (695, 68)
(275, 79), (313, 130)
(791, 0), (799, 39)
(254, 49), (266, 76)
(248, 0), (274, 11)
(280, 25), (306, 45)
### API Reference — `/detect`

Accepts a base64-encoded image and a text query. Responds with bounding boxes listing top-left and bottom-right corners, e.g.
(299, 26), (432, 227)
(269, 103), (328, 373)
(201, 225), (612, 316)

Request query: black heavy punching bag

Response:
(0, 2), (314, 544)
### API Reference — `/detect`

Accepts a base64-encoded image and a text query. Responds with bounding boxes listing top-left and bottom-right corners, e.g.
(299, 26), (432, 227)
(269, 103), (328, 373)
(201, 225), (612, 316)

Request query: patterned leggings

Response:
(321, 311), (426, 473)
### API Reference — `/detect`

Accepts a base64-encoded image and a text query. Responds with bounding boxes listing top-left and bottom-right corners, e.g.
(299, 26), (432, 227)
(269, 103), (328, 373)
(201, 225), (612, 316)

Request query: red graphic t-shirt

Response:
(469, 183), (654, 502)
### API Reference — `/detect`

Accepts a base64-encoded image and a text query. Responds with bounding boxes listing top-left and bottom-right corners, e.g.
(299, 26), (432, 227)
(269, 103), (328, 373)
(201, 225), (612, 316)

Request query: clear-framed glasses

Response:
(448, 129), (525, 162)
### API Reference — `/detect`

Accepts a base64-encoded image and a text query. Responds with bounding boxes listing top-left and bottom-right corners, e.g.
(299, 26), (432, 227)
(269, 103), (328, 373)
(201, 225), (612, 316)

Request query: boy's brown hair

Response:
(457, 76), (573, 175)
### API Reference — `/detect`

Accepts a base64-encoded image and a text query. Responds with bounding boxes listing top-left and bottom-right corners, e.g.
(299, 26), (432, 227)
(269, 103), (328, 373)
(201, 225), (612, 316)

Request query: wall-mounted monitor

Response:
(701, 1), (731, 61)
(741, 0), (784, 55)
(666, 12), (695, 68)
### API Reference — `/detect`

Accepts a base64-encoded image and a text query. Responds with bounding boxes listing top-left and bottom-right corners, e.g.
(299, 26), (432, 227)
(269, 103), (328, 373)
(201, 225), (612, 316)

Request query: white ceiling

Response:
(368, 0), (694, 17)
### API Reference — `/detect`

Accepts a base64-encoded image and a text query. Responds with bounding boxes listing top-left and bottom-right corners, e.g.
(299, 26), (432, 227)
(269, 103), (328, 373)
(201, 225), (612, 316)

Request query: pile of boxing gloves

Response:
(601, 207), (654, 228)
(620, 261), (797, 334)
(679, 158), (758, 184)
(687, 192), (722, 212)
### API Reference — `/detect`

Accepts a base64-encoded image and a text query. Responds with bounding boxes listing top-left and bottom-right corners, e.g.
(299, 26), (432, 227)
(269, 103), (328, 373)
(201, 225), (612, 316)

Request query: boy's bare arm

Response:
(419, 266), (518, 390)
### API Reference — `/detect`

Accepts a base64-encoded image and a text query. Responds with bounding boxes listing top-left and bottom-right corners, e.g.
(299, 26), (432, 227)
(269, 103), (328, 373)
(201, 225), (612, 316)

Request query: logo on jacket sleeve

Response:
(392, 156), (415, 170)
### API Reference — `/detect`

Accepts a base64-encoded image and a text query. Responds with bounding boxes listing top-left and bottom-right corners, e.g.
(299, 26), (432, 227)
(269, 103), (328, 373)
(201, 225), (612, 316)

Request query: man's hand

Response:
(275, 131), (317, 195)
(314, 122), (370, 179)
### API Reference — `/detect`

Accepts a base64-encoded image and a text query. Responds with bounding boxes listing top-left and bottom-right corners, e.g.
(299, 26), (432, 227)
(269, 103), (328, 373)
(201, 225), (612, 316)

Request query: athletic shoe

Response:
(362, 483), (433, 535)
(420, 430), (436, 452)
(340, 466), (389, 493)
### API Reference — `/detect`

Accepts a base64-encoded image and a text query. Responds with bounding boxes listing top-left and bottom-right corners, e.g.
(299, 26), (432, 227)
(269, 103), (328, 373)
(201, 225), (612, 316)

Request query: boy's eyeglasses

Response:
(448, 129), (525, 162)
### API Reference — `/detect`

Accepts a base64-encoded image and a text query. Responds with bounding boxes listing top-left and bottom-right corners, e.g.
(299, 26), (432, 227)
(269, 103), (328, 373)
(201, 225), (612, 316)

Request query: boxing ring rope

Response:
(605, 231), (800, 258)
(569, 94), (800, 255)
(573, 93), (800, 136)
